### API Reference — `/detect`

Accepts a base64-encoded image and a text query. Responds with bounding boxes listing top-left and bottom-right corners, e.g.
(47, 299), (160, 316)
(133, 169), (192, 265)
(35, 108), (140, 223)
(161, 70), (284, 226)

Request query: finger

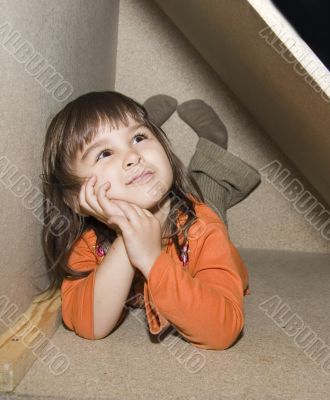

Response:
(110, 200), (142, 224)
(97, 185), (126, 218)
(96, 181), (112, 207)
(107, 215), (131, 235)
(79, 177), (109, 224)
(98, 185), (120, 216)
(84, 176), (105, 215)
(79, 179), (94, 214)
(129, 203), (145, 217)
(142, 208), (153, 217)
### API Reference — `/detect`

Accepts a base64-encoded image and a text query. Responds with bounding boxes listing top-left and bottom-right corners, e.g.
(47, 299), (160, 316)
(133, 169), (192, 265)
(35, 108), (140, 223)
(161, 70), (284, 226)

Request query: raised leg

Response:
(177, 99), (261, 227)
(143, 96), (262, 227)
(188, 137), (261, 227)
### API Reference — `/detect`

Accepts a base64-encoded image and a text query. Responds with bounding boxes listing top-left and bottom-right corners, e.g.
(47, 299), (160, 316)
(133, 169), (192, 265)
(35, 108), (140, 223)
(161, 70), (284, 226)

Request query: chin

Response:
(134, 191), (168, 210)
(106, 182), (169, 209)
(131, 196), (158, 209)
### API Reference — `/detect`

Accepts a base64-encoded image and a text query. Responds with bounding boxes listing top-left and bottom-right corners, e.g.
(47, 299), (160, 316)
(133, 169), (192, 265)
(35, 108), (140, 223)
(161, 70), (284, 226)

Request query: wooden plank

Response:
(0, 289), (62, 392)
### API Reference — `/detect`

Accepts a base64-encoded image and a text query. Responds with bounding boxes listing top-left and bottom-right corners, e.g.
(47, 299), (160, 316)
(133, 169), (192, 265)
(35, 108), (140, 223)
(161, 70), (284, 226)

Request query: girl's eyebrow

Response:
(80, 123), (146, 161)
(81, 138), (110, 162)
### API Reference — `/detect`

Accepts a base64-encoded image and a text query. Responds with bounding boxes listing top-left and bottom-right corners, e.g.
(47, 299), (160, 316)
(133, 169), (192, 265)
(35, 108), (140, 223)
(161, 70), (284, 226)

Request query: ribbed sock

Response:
(177, 99), (228, 150)
(189, 137), (262, 211)
(143, 94), (177, 127)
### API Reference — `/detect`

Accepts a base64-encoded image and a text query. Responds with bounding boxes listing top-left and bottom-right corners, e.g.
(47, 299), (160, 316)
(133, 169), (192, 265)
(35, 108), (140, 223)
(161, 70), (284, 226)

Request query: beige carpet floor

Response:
(4, 248), (330, 400)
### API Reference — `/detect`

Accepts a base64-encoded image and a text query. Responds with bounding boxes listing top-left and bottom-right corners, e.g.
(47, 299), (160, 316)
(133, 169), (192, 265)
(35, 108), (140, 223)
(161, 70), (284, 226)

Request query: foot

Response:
(177, 99), (228, 149)
(143, 94), (178, 127)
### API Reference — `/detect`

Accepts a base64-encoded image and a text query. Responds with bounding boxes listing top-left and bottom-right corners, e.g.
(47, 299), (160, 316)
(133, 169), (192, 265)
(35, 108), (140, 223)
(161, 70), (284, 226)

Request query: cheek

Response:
(161, 155), (173, 177)
(154, 146), (170, 166)
(102, 177), (123, 199)
(156, 157), (173, 192)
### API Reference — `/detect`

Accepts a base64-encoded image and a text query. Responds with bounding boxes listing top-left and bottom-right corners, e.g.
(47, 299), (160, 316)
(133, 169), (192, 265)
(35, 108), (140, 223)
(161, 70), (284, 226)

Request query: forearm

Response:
(93, 234), (136, 339)
(145, 252), (244, 350)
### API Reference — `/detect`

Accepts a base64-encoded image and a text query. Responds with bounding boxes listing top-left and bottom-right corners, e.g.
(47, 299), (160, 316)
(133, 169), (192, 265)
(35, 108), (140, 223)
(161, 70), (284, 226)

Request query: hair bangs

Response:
(63, 93), (147, 162)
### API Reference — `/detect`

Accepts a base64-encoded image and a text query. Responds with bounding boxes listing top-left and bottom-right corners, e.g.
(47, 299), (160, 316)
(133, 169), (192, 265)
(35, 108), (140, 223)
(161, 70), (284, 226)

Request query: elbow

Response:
(92, 324), (120, 340)
(62, 313), (98, 340)
(93, 326), (111, 340)
(212, 325), (244, 350)
(194, 327), (244, 351)
(93, 307), (128, 339)
(70, 323), (98, 340)
(192, 332), (242, 351)
(92, 332), (108, 340)
(81, 312), (128, 340)
(93, 321), (119, 340)
(192, 307), (245, 351)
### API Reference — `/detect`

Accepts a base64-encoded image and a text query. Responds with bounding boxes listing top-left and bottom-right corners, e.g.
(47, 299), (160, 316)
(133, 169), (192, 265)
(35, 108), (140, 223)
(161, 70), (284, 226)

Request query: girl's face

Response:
(72, 115), (174, 210)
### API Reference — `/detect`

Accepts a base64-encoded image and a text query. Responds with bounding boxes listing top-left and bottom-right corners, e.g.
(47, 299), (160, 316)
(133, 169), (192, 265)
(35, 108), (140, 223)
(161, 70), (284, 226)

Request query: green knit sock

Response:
(177, 99), (228, 149)
(143, 94), (177, 127)
(189, 137), (261, 212)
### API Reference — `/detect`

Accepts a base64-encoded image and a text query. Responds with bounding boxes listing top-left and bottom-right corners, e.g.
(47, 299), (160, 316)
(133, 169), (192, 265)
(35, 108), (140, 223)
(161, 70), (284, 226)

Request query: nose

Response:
(123, 150), (142, 170)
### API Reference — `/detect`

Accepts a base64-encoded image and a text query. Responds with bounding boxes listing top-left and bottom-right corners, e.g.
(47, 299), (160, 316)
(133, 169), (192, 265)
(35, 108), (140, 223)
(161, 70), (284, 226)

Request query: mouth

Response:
(128, 170), (154, 185)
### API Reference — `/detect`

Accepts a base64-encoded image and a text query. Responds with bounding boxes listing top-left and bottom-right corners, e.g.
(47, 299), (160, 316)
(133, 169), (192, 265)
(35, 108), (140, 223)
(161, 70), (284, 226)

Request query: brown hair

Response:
(35, 91), (205, 303)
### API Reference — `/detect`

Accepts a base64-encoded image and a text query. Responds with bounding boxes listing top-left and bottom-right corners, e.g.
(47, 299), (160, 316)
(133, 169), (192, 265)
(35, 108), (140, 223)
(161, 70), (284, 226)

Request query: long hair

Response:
(35, 91), (205, 303)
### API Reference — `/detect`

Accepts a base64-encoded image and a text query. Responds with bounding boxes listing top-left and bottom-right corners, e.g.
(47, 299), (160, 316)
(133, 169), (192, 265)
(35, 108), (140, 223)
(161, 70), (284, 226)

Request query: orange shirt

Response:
(61, 200), (250, 350)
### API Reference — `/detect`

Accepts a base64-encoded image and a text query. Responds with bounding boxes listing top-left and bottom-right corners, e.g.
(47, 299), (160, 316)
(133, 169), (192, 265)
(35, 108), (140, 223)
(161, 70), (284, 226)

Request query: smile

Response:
(129, 171), (154, 185)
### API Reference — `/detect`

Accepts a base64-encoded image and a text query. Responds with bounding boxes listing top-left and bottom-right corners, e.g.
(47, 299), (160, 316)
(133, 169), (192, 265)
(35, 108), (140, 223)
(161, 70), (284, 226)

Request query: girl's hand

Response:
(78, 175), (125, 231)
(105, 199), (162, 277)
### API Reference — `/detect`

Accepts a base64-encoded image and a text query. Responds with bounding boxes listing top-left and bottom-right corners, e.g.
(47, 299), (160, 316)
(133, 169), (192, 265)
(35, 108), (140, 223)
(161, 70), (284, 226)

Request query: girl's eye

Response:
(96, 150), (112, 161)
(96, 132), (148, 162)
(133, 132), (148, 143)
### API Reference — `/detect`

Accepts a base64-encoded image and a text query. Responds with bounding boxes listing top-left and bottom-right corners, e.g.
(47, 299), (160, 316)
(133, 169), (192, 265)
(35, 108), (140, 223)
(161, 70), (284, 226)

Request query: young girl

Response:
(40, 91), (260, 350)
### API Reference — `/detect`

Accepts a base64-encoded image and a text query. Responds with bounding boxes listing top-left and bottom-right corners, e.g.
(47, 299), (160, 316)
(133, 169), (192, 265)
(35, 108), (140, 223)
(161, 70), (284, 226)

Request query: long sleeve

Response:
(61, 231), (98, 340)
(143, 221), (248, 350)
